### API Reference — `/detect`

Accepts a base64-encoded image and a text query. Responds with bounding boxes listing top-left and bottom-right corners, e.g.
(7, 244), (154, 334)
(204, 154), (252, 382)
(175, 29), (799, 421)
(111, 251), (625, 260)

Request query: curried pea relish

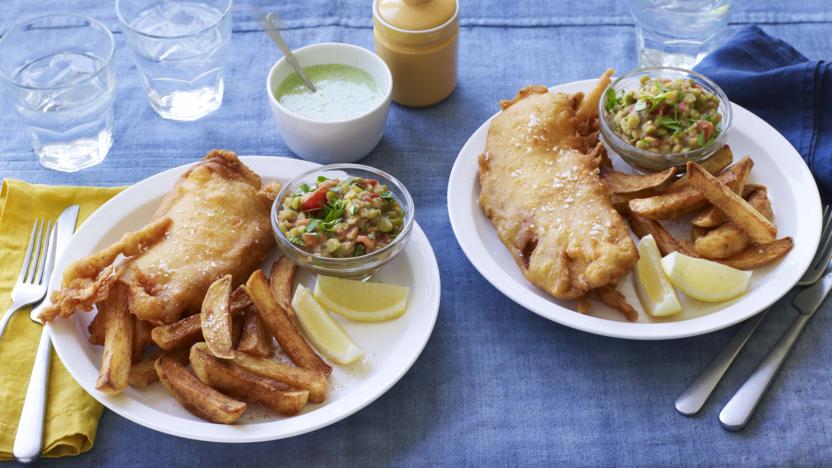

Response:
(605, 76), (723, 154)
(277, 176), (405, 257)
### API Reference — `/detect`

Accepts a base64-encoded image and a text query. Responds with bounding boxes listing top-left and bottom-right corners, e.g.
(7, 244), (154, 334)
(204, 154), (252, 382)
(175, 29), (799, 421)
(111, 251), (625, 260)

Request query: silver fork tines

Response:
(0, 218), (55, 339)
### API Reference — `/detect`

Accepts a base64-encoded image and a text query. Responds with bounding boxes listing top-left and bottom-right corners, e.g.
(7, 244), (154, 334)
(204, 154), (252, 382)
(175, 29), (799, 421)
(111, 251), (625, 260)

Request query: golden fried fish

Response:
(43, 150), (278, 325)
(478, 71), (638, 300)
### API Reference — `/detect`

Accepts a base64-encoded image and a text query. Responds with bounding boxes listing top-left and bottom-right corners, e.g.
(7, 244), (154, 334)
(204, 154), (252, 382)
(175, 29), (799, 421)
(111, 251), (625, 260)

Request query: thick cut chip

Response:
(602, 167), (677, 196)
(269, 257), (298, 322)
(630, 157), (750, 220)
(201, 275), (234, 359)
(155, 352), (246, 424)
(95, 283), (134, 395)
(190, 343), (309, 416)
(151, 286), (250, 351)
(236, 307), (273, 358)
(626, 212), (697, 257)
(132, 319), (153, 362)
(245, 270), (331, 374)
(719, 238), (794, 270)
(228, 350), (328, 403)
(686, 162), (776, 244)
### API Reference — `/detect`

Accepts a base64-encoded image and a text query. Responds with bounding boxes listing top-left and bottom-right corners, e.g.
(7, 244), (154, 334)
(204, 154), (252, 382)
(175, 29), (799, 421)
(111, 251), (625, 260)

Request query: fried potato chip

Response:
(691, 155), (752, 228)
(269, 257), (298, 321)
(245, 270), (331, 374)
(228, 350), (328, 403)
(670, 144), (734, 192)
(95, 283), (134, 395)
(686, 162), (776, 244)
(719, 237), (794, 270)
(603, 167), (677, 196)
(132, 319), (154, 363)
(694, 188), (776, 259)
(155, 352), (246, 424)
(629, 163), (743, 220)
(626, 212), (698, 257)
(201, 275), (234, 359)
(236, 307), (273, 358)
(151, 286), (250, 351)
(190, 343), (309, 416)
(691, 225), (711, 242)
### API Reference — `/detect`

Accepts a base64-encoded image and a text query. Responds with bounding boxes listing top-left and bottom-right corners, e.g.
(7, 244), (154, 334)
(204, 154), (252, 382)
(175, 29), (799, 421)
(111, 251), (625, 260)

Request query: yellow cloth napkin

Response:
(0, 179), (123, 460)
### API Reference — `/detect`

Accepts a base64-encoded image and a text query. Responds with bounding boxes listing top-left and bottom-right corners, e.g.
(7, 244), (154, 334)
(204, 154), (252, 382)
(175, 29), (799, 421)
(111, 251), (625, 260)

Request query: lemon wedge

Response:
(660, 252), (752, 303)
(634, 235), (682, 317)
(314, 276), (409, 322)
(291, 284), (364, 365)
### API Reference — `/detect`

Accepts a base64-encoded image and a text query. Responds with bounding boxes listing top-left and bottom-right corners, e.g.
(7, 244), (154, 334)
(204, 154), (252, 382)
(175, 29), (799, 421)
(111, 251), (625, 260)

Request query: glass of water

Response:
(628, 0), (732, 68)
(0, 15), (116, 172)
(116, 0), (232, 121)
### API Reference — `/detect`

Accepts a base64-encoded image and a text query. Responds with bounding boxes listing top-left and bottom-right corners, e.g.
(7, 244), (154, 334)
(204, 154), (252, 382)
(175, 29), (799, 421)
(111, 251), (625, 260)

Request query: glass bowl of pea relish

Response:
(599, 67), (732, 173)
(272, 163), (414, 279)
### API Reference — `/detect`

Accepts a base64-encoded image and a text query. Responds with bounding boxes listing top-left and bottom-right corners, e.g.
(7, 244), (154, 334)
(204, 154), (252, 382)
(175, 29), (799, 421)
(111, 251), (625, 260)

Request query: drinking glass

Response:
(0, 15), (116, 172)
(628, 0), (732, 68)
(116, 0), (232, 121)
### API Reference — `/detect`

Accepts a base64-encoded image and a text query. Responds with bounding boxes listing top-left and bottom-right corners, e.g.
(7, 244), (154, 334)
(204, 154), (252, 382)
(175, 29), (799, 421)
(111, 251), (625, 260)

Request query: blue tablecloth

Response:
(2, 1), (832, 466)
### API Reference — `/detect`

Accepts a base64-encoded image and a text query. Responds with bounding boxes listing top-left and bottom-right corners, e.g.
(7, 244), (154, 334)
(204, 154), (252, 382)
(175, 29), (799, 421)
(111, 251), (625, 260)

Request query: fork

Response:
(0, 219), (56, 339)
(675, 205), (832, 416)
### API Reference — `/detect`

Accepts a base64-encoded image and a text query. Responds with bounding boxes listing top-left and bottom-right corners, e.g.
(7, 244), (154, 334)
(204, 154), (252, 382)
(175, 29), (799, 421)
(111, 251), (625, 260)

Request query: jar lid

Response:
(376, 0), (456, 31)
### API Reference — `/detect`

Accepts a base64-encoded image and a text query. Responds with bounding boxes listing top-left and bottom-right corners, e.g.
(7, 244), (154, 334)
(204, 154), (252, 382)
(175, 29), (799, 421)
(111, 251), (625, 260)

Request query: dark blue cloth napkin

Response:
(695, 25), (832, 195)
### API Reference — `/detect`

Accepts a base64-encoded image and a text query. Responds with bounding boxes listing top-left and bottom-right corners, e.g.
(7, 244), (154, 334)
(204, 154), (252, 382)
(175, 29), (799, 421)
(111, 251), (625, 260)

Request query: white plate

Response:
(448, 79), (822, 340)
(49, 156), (441, 442)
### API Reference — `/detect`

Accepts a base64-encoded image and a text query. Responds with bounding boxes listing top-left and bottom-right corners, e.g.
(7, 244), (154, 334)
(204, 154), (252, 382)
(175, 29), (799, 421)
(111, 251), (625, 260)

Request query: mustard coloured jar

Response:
(373, 0), (459, 107)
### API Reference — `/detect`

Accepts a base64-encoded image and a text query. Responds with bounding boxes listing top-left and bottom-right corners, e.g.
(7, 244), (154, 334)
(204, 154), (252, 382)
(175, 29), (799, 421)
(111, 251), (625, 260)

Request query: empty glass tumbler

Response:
(628, 0), (732, 68)
(116, 0), (232, 121)
(0, 15), (116, 172)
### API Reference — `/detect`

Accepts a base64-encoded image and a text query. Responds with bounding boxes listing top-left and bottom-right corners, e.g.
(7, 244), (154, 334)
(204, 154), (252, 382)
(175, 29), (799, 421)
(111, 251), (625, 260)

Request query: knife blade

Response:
(719, 266), (832, 431)
(30, 205), (79, 322)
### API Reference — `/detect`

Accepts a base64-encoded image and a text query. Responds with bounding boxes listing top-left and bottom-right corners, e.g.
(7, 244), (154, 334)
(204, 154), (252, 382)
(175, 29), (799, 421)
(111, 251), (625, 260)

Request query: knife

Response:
(14, 205), (79, 463)
(719, 267), (832, 431)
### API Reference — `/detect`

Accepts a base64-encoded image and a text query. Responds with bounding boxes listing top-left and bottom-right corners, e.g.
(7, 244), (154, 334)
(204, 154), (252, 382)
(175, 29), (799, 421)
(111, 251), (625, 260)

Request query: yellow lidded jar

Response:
(373, 0), (459, 107)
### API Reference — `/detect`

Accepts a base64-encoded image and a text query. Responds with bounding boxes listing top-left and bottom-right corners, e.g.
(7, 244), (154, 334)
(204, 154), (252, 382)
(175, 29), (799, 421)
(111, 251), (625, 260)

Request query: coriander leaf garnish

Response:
(697, 130), (706, 146)
(322, 199), (346, 223)
(380, 191), (395, 201)
(306, 219), (320, 233)
(316, 175), (328, 183)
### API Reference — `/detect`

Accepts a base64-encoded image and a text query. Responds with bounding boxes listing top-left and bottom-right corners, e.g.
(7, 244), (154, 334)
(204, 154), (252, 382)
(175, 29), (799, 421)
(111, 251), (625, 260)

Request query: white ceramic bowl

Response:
(266, 42), (392, 163)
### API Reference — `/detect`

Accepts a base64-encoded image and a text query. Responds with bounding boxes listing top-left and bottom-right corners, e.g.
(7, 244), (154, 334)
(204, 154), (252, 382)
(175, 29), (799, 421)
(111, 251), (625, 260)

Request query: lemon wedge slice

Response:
(634, 235), (682, 317)
(314, 276), (409, 322)
(291, 284), (364, 365)
(660, 252), (752, 303)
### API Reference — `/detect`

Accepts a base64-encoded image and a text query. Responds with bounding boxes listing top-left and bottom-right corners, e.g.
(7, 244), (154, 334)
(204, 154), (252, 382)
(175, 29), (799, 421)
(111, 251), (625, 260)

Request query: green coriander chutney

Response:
(274, 64), (383, 121)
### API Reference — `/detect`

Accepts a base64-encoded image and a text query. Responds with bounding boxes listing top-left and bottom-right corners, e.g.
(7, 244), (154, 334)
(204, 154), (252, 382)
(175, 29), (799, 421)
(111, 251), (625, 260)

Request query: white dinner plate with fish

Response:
(447, 78), (821, 340)
(48, 156), (441, 442)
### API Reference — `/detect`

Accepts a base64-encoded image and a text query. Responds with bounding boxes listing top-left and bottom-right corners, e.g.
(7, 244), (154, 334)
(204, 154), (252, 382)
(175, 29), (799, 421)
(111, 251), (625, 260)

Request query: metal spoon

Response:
(255, 8), (316, 92)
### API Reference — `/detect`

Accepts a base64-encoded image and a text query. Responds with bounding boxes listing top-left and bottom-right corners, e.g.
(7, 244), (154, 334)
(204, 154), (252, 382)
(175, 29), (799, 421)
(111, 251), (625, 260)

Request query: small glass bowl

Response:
(271, 163), (415, 279)
(598, 67), (732, 173)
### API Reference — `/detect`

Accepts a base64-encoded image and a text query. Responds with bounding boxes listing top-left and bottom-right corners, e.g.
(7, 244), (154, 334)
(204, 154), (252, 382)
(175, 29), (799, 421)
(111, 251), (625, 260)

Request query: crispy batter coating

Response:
(42, 150), (279, 325)
(479, 71), (638, 300)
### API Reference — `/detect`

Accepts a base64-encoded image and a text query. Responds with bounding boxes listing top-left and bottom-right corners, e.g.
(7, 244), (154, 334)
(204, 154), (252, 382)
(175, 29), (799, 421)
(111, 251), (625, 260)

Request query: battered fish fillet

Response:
(43, 150), (278, 325)
(478, 72), (638, 300)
